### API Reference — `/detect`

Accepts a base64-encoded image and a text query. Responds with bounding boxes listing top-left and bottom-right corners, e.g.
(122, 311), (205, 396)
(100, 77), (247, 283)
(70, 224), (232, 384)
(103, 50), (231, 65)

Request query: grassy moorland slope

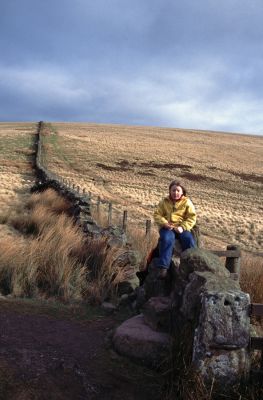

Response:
(42, 122), (262, 254)
(0, 122), (36, 239)
(0, 121), (262, 400)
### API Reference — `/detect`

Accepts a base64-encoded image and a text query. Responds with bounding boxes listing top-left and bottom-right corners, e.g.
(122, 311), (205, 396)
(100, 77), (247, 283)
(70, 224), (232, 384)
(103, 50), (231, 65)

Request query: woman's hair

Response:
(169, 180), (187, 196)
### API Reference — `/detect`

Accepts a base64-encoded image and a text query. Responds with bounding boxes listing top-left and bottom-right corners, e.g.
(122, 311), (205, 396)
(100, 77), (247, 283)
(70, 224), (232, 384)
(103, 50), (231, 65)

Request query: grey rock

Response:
(195, 349), (250, 386)
(180, 271), (240, 321)
(142, 296), (172, 332)
(180, 248), (230, 279)
(101, 302), (117, 314)
(192, 290), (251, 384)
(134, 286), (147, 310)
(195, 290), (250, 350)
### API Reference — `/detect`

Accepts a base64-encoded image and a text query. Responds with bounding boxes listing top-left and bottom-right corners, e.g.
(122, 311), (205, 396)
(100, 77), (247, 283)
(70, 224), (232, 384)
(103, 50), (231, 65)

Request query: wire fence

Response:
(35, 121), (156, 249)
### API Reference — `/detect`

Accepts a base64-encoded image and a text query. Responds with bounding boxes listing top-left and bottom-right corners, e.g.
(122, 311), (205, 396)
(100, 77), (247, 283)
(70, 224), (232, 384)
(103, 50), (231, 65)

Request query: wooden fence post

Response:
(146, 219), (151, 239)
(122, 210), (127, 233)
(108, 202), (112, 226)
(225, 244), (241, 281)
(97, 196), (101, 215)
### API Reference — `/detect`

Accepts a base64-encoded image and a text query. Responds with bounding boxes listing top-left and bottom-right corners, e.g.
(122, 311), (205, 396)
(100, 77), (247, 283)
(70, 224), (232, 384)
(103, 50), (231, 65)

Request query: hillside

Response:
(41, 122), (262, 254)
(0, 121), (262, 399)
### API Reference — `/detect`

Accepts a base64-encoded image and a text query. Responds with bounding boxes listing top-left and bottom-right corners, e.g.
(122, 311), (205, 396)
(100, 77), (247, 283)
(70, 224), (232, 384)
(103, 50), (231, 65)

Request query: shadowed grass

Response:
(240, 254), (263, 304)
(0, 189), (133, 304)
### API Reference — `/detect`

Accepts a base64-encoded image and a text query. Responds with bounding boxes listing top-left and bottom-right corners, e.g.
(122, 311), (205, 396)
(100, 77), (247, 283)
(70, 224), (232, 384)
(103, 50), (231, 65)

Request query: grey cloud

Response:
(1, 63), (262, 134)
(0, 1), (263, 134)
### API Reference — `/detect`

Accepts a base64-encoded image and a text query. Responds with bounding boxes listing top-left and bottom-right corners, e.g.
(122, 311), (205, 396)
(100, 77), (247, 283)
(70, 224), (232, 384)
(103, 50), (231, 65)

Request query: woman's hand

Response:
(174, 226), (184, 234)
(163, 224), (183, 233)
(163, 223), (174, 230)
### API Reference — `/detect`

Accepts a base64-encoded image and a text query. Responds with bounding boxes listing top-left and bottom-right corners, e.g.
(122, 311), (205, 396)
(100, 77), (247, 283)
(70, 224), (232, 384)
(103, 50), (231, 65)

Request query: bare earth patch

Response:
(0, 299), (162, 400)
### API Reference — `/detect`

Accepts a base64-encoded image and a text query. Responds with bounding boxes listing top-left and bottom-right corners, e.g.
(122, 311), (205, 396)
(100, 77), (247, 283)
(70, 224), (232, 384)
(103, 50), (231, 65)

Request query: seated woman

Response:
(153, 180), (197, 278)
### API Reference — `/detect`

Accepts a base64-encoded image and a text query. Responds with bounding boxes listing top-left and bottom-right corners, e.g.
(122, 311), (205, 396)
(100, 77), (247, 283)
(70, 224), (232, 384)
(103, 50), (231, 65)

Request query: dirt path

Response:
(0, 299), (163, 400)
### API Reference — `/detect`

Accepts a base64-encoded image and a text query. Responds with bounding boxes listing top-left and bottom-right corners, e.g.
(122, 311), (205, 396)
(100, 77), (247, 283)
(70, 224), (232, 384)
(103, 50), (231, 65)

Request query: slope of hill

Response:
(42, 122), (262, 253)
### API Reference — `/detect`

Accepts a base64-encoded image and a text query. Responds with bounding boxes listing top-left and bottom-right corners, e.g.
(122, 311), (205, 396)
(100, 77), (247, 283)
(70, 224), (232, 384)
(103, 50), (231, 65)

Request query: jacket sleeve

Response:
(153, 200), (168, 227)
(181, 200), (197, 231)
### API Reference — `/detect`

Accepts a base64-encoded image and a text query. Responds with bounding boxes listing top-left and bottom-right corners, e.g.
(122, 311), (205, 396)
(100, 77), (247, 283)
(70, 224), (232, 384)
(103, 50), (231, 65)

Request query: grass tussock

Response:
(83, 238), (130, 304)
(240, 254), (263, 304)
(0, 210), (11, 225)
(0, 189), (131, 304)
(6, 189), (72, 236)
(0, 217), (87, 300)
(240, 254), (263, 333)
(165, 370), (263, 400)
(26, 188), (71, 213)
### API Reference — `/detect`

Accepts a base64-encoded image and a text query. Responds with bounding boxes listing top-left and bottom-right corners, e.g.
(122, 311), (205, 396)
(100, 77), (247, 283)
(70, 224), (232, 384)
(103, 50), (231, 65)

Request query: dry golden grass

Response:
(0, 188), (134, 303)
(0, 122), (262, 303)
(0, 122), (36, 240)
(240, 255), (263, 304)
(0, 213), (87, 301)
(41, 122), (262, 254)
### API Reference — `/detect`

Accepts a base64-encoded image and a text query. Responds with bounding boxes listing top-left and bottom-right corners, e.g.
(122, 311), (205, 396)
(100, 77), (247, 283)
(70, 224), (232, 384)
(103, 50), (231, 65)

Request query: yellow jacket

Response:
(153, 196), (196, 231)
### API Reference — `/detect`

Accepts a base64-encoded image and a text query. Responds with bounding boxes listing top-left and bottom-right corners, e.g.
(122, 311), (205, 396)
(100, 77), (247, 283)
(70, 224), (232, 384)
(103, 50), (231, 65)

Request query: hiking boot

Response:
(136, 270), (148, 286)
(158, 269), (168, 279)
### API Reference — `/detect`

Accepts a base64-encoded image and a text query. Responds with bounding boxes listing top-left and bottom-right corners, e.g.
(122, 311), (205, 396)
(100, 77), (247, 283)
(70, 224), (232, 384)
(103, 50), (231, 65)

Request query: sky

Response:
(1, 0), (263, 135)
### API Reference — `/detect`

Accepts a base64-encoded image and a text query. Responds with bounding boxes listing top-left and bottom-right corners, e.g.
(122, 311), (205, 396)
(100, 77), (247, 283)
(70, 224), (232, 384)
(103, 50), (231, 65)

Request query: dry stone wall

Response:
(180, 249), (250, 385)
(114, 248), (251, 388)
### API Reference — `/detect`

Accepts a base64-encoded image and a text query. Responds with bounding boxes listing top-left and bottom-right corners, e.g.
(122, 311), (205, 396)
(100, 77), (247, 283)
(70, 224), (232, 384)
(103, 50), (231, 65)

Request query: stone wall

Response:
(114, 248), (251, 388)
(180, 249), (250, 385)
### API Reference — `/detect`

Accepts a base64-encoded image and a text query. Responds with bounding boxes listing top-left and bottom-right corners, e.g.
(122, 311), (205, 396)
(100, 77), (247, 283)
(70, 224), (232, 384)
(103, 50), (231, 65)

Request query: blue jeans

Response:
(158, 228), (196, 269)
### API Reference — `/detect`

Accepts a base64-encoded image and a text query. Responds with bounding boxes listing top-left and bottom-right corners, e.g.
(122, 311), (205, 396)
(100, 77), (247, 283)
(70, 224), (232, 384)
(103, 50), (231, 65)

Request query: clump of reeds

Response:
(7, 188), (72, 235)
(83, 238), (130, 304)
(26, 188), (71, 213)
(240, 253), (263, 336)
(0, 189), (132, 304)
(0, 214), (88, 300)
(240, 254), (263, 305)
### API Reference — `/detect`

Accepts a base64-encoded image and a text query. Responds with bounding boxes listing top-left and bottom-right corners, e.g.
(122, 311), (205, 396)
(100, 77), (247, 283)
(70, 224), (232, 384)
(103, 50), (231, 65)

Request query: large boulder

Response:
(173, 248), (251, 386)
(192, 290), (251, 385)
(142, 297), (172, 332)
(179, 270), (240, 321)
(113, 314), (170, 368)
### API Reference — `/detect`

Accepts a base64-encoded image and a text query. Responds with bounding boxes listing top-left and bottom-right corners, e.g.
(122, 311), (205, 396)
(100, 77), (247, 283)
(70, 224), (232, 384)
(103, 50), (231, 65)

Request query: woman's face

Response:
(170, 185), (184, 201)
